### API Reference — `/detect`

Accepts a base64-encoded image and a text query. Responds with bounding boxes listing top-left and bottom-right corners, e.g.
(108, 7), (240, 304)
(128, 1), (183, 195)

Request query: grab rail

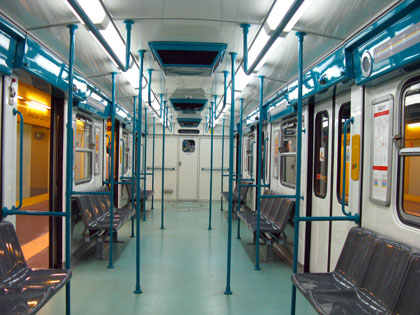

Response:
(14, 108), (23, 210)
(342, 117), (354, 216)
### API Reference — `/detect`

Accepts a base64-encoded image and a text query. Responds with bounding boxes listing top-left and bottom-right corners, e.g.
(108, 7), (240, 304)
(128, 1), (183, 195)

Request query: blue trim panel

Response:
(354, 5), (420, 85)
(14, 37), (88, 100)
(0, 29), (16, 75)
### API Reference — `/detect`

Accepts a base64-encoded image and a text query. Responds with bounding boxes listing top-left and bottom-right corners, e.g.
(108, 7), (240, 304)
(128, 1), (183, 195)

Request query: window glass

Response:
(75, 115), (93, 184)
(123, 133), (129, 174)
(337, 103), (350, 204)
(314, 112), (329, 198)
(182, 139), (195, 153)
(401, 88), (420, 219)
(280, 120), (297, 187)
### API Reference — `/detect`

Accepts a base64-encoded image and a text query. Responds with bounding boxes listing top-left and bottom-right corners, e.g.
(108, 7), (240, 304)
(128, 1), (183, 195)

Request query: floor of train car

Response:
(16, 200), (49, 268)
(39, 201), (315, 315)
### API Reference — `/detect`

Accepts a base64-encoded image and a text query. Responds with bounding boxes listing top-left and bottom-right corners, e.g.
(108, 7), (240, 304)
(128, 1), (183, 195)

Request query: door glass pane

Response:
(402, 90), (420, 217)
(337, 103), (350, 204)
(182, 139), (195, 153)
(314, 111), (329, 198)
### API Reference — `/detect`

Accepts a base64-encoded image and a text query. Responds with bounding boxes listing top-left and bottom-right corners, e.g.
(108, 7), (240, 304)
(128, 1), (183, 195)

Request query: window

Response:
(122, 132), (129, 174)
(182, 139), (195, 153)
(314, 111), (329, 198)
(399, 83), (420, 226)
(337, 103), (351, 204)
(75, 115), (93, 184)
(280, 119), (297, 187)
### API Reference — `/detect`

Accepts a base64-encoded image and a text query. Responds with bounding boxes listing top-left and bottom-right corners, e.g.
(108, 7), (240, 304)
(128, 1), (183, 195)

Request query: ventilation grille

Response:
(170, 99), (207, 112)
(149, 42), (227, 77)
(178, 129), (200, 134)
(177, 118), (202, 128)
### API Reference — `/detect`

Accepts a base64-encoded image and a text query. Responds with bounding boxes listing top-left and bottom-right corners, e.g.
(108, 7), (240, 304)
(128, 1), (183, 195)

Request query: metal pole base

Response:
(224, 289), (232, 295)
(208, 226), (212, 231)
(221, 197), (223, 211)
(134, 288), (143, 294)
(107, 264), (114, 269)
(160, 226), (165, 230)
(254, 266), (261, 271)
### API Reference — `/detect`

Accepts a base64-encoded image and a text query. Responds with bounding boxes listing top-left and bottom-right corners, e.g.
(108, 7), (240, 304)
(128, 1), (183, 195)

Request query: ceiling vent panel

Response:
(149, 42), (227, 77)
(177, 118), (202, 128)
(170, 98), (207, 112)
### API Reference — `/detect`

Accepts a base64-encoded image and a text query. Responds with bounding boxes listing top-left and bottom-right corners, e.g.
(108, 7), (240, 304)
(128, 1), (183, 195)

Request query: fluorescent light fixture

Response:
(64, 0), (107, 25)
(248, 29), (270, 68)
(25, 100), (51, 111)
(266, 0), (295, 31)
(65, 0), (126, 69)
(255, 37), (282, 71)
(123, 65), (140, 89)
(236, 67), (254, 91)
(284, 0), (314, 32)
(100, 23), (126, 64)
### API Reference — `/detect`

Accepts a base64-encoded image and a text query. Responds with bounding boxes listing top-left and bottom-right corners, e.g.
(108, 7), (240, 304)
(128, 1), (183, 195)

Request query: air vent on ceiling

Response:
(178, 129), (200, 134)
(177, 118), (202, 128)
(149, 42), (227, 77)
(170, 99), (207, 112)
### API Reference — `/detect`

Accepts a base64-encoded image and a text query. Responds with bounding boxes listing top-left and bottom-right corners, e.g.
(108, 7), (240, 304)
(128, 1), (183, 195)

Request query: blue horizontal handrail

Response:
(3, 209), (69, 217)
(298, 215), (359, 223)
(72, 191), (109, 195)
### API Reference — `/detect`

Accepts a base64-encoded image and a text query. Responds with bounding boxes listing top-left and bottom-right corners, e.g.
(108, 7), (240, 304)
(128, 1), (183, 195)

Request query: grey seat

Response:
(308, 238), (411, 314)
(292, 227), (376, 298)
(0, 221), (71, 314)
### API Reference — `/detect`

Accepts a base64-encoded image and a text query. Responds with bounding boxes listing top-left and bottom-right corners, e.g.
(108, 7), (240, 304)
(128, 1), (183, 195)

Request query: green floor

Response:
(39, 201), (316, 315)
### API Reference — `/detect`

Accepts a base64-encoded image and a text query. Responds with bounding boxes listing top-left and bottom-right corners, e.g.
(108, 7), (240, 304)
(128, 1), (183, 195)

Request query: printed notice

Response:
(370, 95), (393, 205)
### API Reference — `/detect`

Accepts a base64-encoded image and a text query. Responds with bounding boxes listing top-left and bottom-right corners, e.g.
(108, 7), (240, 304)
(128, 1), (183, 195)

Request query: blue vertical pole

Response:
(124, 20), (133, 69)
(255, 76), (264, 270)
(108, 72), (117, 269)
(225, 52), (237, 295)
(209, 98), (215, 230)
(131, 96), (137, 238)
(161, 102), (167, 230)
(291, 31), (305, 315)
(134, 49), (145, 294)
(65, 23), (77, 315)
(143, 107), (148, 221)
(220, 118), (225, 211)
(151, 117), (156, 210)
(236, 98), (244, 239)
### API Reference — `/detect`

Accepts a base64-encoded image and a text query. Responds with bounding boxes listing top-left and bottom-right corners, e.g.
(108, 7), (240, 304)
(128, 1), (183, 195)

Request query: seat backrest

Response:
(391, 253), (420, 315)
(74, 195), (97, 227)
(273, 199), (294, 230)
(260, 190), (270, 212)
(125, 183), (132, 200)
(239, 183), (250, 200)
(87, 196), (104, 219)
(334, 227), (376, 287)
(96, 194), (111, 212)
(268, 199), (285, 221)
(359, 238), (411, 311)
(0, 221), (28, 285)
(264, 194), (277, 218)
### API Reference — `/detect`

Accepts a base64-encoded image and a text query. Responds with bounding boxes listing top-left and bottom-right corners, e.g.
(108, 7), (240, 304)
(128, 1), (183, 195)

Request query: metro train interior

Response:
(0, 0), (419, 314)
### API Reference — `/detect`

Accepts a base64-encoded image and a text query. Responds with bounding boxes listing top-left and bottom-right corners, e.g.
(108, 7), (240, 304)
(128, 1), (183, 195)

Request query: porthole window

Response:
(399, 83), (420, 226)
(314, 111), (329, 198)
(280, 119), (297, 187)
(75, 115), (93, 184)
(182, 139), (195, 153)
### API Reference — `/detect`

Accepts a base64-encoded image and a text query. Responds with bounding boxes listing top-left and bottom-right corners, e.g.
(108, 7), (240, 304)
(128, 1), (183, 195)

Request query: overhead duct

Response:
(149, 42), (227, 77)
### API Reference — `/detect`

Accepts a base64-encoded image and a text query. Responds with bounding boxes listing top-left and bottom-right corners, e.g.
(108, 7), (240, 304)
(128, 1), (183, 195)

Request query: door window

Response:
(314, 111), (329, 198)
